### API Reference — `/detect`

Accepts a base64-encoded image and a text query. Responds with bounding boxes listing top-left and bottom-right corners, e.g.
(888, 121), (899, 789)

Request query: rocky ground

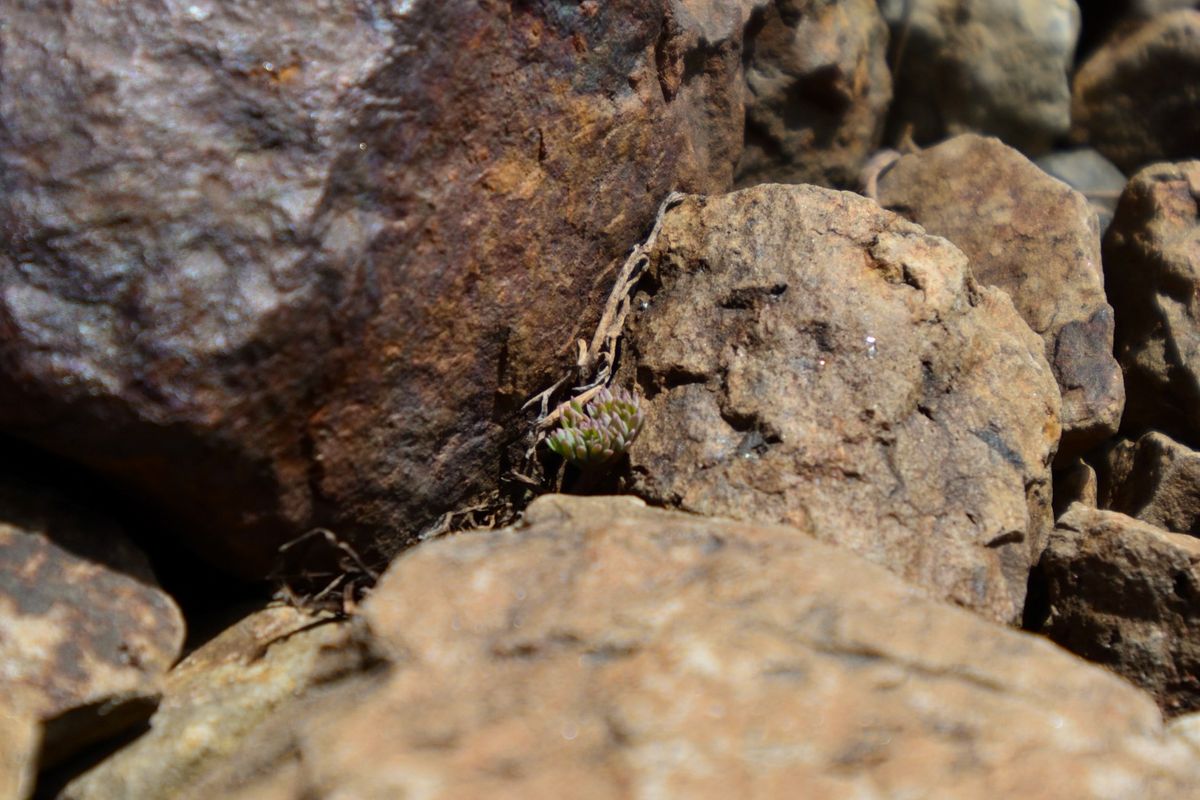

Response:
(2, 1), (1200, 798)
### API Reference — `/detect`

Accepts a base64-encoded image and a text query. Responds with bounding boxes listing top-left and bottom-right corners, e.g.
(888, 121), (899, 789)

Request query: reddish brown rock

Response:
(736, 0), (891, 188)
(1032, 504), (1200, 716)
(0, 0), (756, 575)
(183, 496), (1200, 799)
(1098, 432), (1200, 535)
(877, 134), (1125, 461)
(0, 473), (185, 767)
(618, 183), (1060, 624)
(1072, 10), (1200, 173)
(1104, 160), (1200, 444)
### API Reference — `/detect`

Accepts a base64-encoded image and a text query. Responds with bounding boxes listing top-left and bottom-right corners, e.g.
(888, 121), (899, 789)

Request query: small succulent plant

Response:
(547, 386), (645, 467)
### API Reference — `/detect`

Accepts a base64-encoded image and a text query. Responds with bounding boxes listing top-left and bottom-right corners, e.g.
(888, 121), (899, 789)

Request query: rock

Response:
(1097, 432), (1200, 535)
(1072, 10), (1200, 173)
(0, 472), (185, 769)
(0, 0), (756, 576)
(1035, 148), (1129, 232)
(181, 496), (1200, 799)
(1032, 504), (1200, 716)
(617, 182), (1060, 623)
(877, 134), (1124, 461)
(1169, 711), (1200, 754)
(1054, 458), (1099, 517)
(878, 0), (1080, 154)
(1104, 161), (1200, 443)
(735, 0), (891, 188)
(58, 607), (361, 800)
(0, 704), (37, 800)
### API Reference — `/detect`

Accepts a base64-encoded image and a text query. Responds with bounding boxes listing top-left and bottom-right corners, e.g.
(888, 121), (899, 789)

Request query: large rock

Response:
(1098, 432), (1200, 535)
(0, 0), (757, 575)
(735, 0), (891, 188)
(618, 183), (1060, 623)
(59, 607), (360, 800)
(878, 0), (1080, 154)
(877, 135), (1124, 460)
(178, 496), (1200, 799)
(0, 472), (185, 767)
(1032, 504), (1200, 716)
(1072, 10), (1200, 173)
(1104, 161), (1200, 443)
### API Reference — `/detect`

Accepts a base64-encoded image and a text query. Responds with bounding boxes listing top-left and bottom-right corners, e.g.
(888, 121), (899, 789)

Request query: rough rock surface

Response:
(1032, 504), (1200, 716)
(1054, 457), (1099, 518)
(59, 607), (360, 800)
(0, 0), (757, 575)
(1035, 148), (1129, 232)
(179, 496), (1200, 799)
(618, 183), (1060, 624)
(877, 135), (1124, 460)
(1072, 10), (1200, 173)
(736, 0), (891, 188)
(1104, 161), (1200, 443)
(878, 0), (1080, 154)
(0, 473), (184, 767)
(1098, 432), (1200, 535)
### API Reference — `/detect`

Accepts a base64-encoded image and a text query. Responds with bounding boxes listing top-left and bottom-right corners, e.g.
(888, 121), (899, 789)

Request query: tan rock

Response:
(1104, 160), (1200, 444)
(58, 607), (360, 800)
(0, 702), (37, 800)
(0, 473), (184, 767)
(1033, 504), (1200, 715)
(1072, 10), (1200, 173)
(1098, 432), (1200, 535)
(877, 134), (1124, 461)
(736, 0), (891, 188)
(619, 182), (1060, 623)
(189, 496), (1200, 799)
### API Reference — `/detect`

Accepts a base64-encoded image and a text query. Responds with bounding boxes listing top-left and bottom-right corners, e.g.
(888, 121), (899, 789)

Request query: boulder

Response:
(0, 473), (185, 767)
(1032, 504), (1200, 715)
(878, 0), (1080, 154)
(0, 0), (757, 576)
(1072, 10), (1200, 173)
(736, 0), (891, 188)
(181, 496), (1200, 799)
(1098, 432), (1200, 535)
(58, 607), (361, 800)
(618, 182), (1060, 623)
(877, 134), (1124, 460)
(1104, 160), (1200, 443)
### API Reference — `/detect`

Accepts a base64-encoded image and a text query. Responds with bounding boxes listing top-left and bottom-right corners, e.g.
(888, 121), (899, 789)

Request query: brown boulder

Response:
(0, 0), (756, 575)
(1032, 504), (1200, 716)
(1098, 432), (1200, 535)
(1072, 10), (1200, 173)
(0, 474), (184, 767)
(618, 182), (1060, 623)
(1104, 160), (1200, 444)
(186, 496), (1200, 799)
(736, 0), (891, 188)
(877, 134), (1124, 461)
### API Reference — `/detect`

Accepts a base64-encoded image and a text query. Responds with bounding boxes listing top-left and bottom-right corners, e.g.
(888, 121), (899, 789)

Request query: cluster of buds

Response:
(546, 387), (645, 467)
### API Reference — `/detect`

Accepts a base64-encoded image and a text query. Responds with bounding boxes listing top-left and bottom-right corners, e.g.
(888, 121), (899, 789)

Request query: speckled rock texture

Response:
(878, 0), (1080, 154)
(0, 473), (184, 768)
(0, 0), (758, 576)
(1104, 160), (1200, 444)
(617, 182), (1060, 624)
(877, 135), (1124, 461)
(1032, 504), (1200, 716)
(735, 0), (891, 188)
(1072, 10), (1200, 173)
(58, 607), (361, 800)
(170, 496), (1200, 799)
(1035, 147), (1129, 232)
(1098, 432), (1200, 535)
